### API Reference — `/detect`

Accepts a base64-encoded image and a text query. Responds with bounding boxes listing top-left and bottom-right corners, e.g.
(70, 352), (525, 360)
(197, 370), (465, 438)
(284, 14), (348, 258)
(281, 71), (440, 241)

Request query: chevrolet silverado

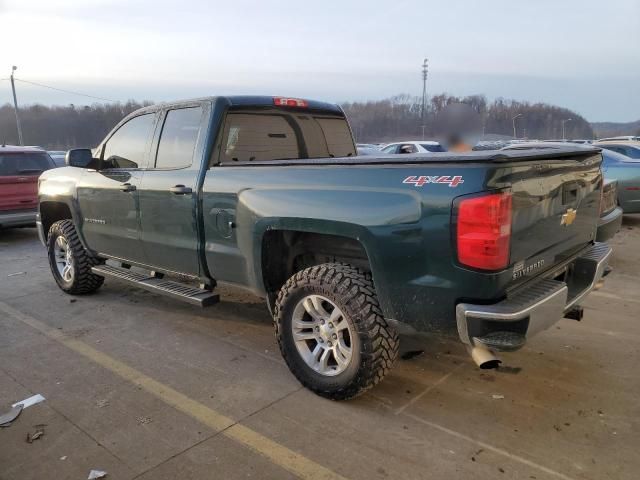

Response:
(37, 96), (611, 399)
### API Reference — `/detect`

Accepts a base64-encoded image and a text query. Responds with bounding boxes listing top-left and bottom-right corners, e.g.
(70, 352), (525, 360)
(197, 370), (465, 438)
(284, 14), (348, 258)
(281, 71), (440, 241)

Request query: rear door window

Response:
(155, 106), (203, 169)
(102, 113), (156, 169)
(0, 153), (51, 176)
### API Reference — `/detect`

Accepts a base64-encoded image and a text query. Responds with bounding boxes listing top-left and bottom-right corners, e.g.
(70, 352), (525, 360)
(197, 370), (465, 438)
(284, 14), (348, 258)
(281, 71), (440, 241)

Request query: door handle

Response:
(170, 185), (192, 195)
(120, 183), (136, 192)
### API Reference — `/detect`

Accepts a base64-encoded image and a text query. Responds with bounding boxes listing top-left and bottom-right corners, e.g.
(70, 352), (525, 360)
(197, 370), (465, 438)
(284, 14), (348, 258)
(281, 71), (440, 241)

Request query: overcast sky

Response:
(1, 0), (638, 122)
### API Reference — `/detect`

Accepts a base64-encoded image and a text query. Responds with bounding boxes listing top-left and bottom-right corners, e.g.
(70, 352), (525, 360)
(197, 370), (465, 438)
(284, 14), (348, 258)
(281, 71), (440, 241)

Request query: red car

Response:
(0, 145), (56, 229)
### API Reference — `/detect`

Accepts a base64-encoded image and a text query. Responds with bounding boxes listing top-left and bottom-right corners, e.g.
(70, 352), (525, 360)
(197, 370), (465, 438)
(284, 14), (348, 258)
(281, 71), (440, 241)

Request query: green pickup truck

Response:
(37, 96), (612, 400)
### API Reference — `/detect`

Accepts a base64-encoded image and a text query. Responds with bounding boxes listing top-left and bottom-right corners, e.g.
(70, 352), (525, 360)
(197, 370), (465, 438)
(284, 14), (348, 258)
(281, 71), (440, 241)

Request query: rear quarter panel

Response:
(203, 162), (490, 331)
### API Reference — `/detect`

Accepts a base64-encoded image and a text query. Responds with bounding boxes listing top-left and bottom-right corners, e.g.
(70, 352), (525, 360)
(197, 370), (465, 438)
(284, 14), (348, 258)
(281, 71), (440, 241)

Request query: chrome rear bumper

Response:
(456, 242), (612, 350)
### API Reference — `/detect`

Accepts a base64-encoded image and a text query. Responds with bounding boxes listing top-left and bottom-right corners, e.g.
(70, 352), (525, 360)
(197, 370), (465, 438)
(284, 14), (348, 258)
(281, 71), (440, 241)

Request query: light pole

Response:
(10, 66), (24, 146)
(421, 58), (428, 139)
(512, 113), (522, 139)
(562, 118), (572, 141)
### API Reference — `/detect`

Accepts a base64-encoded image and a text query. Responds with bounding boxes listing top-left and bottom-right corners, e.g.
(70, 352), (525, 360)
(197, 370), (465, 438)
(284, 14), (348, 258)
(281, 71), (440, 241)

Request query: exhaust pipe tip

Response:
(468, 344), (502, 370)
(478, 358), (502, 370)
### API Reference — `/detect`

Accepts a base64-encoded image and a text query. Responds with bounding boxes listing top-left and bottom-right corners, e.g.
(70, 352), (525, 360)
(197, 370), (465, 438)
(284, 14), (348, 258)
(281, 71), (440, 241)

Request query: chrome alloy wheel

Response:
(291, 294), (354, 376)
(54, 235), (74, 283)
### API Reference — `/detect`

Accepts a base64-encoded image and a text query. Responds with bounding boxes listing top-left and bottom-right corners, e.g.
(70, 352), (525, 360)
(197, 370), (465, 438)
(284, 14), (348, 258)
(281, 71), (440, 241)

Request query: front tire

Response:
(47, 220), (104, 294)
(275, 263), (399, 400)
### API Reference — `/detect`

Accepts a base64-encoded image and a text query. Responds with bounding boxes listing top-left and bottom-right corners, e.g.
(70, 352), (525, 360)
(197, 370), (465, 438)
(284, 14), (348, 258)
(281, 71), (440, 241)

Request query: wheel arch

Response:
(254, 221), (375, 312)
(40, 201), (73, 242)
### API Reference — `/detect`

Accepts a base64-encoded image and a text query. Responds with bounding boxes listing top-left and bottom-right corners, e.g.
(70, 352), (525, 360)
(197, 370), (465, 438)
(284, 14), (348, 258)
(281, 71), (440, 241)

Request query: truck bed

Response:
(221, 146), (600, 167)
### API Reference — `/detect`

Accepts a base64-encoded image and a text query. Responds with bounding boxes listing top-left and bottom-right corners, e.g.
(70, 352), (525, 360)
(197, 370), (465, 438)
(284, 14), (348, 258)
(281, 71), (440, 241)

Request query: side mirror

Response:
(66, 148), (95, 168)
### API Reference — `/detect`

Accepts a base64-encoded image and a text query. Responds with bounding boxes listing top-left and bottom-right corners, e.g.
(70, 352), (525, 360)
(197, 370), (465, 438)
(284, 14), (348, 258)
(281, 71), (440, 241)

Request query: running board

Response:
(91, 264), (219, 307)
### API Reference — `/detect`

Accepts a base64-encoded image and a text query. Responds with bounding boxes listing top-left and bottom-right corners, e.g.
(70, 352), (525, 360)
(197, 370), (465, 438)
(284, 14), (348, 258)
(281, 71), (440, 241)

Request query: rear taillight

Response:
(456, 192), (512, 271)
(273, 97), (308, 107)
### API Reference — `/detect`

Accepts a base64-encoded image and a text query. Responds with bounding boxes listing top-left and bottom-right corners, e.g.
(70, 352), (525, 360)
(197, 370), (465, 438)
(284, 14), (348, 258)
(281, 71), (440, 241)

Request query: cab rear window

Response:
(0, 153), (51, 176)
(215, 110), (356, 164)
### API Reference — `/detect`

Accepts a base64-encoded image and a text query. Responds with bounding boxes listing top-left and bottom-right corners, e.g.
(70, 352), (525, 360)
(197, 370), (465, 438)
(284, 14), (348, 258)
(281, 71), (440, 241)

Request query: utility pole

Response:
(512, 113), (522, 139)
(562, 118), (572, 141)
(421, 58), (428, 140)
(10, 66), (24, 146)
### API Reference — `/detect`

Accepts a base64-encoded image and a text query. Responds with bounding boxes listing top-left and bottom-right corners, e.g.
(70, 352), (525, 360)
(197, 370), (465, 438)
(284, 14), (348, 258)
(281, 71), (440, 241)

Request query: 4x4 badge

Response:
(403, 175), (464, 187)
(561, 208), (577, 226)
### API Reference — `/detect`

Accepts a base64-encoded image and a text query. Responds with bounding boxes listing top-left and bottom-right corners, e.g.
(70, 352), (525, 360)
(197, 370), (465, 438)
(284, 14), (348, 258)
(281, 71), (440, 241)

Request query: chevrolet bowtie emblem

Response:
(561, 208), (577, 226)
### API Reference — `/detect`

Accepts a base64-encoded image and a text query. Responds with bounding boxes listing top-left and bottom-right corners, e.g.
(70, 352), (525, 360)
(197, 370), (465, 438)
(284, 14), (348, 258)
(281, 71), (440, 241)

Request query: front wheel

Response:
(47, 219), (104, 294)
(274, 263), (399, 400)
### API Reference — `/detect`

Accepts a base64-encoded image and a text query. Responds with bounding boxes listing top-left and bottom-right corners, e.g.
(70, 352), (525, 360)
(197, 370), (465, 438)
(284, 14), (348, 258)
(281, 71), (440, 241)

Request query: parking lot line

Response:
(401, 411), (578, 480)
(0, 301), (346, 480)
(393, 365), (463, 415)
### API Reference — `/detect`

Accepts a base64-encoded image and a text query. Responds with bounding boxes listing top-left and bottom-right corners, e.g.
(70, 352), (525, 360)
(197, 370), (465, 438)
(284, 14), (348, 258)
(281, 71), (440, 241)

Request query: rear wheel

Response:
(274, 263), (399, 400)
(47, 220), (104, 294)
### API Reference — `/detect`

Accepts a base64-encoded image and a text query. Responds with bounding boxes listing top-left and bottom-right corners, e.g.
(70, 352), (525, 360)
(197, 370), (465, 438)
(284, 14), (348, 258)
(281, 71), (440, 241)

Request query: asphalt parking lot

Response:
(1, 219), (639, 480)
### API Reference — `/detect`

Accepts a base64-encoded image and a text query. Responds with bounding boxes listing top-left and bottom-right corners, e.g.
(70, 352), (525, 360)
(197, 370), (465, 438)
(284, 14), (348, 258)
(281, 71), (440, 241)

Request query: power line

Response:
(14, 78), (116, 103)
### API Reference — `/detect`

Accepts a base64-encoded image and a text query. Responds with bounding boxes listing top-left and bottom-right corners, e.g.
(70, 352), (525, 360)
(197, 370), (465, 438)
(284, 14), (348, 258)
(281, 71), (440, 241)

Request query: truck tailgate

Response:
(508, 152), (602, 285)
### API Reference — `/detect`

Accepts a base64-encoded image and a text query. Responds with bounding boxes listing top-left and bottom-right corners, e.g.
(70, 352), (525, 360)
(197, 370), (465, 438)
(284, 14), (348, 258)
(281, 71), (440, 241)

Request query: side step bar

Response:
(92, 264), (219, 307)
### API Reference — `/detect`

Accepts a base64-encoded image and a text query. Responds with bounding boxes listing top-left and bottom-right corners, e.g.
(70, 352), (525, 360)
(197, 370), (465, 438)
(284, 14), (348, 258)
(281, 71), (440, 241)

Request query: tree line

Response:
(0, 94), (596, 149)
(342, 94), (595, 143)
(0, 101), (151, 149)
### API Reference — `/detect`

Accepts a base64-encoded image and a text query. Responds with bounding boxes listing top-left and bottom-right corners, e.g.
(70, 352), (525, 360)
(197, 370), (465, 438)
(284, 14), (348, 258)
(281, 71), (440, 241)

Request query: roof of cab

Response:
(0, 145), (46, 153)
(132, 95), (343, 115)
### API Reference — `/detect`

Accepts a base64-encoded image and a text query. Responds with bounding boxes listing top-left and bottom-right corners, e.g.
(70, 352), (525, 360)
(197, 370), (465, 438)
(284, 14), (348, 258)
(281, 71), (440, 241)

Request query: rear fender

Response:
(236, 187), (423, 317)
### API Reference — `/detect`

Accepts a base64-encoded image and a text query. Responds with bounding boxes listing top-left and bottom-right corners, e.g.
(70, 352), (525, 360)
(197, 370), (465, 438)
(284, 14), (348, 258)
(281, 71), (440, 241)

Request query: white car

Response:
(380, 141), (446, 154)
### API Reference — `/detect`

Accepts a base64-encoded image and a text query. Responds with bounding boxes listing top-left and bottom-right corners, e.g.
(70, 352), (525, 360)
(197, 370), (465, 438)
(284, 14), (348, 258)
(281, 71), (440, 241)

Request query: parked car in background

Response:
(594, 141), (640, 160)
(380, 140), (446, 154)
(356, 143), (380, 150)
(598, 148), (640, 214)
(356, 146), (379, 156)
(598, 179), (623, 241)
(47, 150), (68, 167)
(501, 142), (623, 240)
(568, 139), (594, 144)
(597, 136), (640, 142)
(473, 140), (507, 151)
(1, 145), (56, 228)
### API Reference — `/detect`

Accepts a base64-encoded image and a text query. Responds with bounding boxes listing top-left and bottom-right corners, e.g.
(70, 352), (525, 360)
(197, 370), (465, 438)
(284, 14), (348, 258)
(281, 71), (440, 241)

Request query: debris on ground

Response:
(401, 350), (425, 360)
(60, 456), (67, 461)
(26, 427), (45, 443)
(492, 394), (505, 400)
(136, 415), (152, 425)
(95, 399), (110, 408)
(87, 469), (108, 479)
(12, 394), (46, 410)
(471, 448), (484, 462)
(496, 365), (522, 375)
(7, 271), (26, 277)
(0, 405), (23, 427)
